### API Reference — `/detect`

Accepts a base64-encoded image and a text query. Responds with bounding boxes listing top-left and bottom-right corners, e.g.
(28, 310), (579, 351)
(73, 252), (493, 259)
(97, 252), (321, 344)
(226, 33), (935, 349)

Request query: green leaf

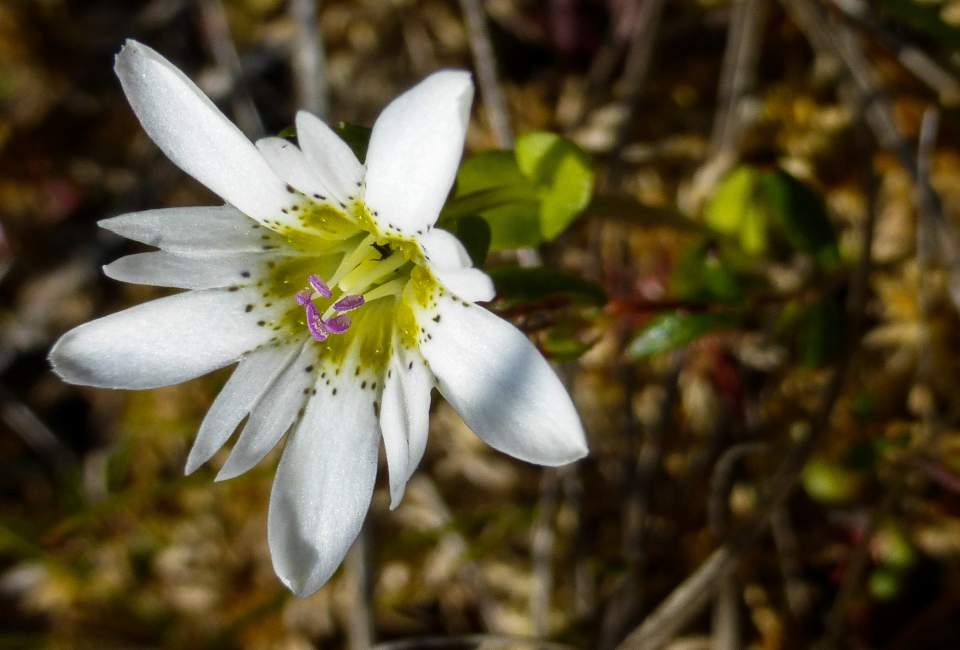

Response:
(869, 567), (902, 601)
(704, 166), (768, 256)
(335, 122), (372, 163)
(489, 267), (606, 307)
(704, 166), (839, 268)
(277, 125), (297, 139)
(802, 459), (862, 504)
(672, 239), (742, 302)
(449, 151), (542, 249)
(627, 312), (733, 359)
(759, 170), (840, 269)
(455, 216), (492, 267)
(457, 150), (526, 193)
(541, 323), (594, 361)
(515, 131), (595, 240)
(796, 295), (844, 367)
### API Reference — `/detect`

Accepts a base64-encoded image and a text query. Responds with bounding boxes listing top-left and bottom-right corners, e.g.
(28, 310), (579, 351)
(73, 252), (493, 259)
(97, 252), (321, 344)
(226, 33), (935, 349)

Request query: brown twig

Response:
(607, 0), (666, 186)
(827, 0), (960, 105)
(709, 0), (769, 157)
(531, 467), (563, 637)
(344, 525), (374, 650)
(458, 0), (512, 148)
(289, 0), (329, 118)
(197, 0), (264, 136)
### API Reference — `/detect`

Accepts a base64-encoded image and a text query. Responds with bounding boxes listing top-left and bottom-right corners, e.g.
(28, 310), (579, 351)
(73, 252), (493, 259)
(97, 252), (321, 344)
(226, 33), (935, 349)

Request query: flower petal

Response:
(295, 111), (364, 205)
(185, 343), (300, 474)
(114, 41), (293, 225)
(49, 288), (275, 390)
(434, 267), (495, 303)
(420, 228), (472, 270)
(379, 342), (433, 509)
(256, 137), (334, 202)
(364, 71), (473, 235)
(216, 342), (316, 481)
(104, 251), (286, 290)
(420, 297), (588, 466)
(99, 206), (282, 255)
(268, 371), (379, 596)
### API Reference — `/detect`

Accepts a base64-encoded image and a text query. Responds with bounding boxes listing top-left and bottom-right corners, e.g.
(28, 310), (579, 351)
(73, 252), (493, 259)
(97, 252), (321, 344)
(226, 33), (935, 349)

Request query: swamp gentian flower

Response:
(49, 40), (588, 596)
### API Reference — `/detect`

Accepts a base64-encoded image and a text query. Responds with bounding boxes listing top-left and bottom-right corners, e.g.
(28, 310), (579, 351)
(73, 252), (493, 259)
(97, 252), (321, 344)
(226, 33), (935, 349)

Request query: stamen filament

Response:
(328, 234), (377, 287)
(361, 278), (406, 302)
(338, 252), (406, 295)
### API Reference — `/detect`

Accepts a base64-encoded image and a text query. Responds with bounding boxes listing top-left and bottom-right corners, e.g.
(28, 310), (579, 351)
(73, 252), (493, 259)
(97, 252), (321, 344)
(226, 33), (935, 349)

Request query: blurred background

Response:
(4, 0), (960, 648)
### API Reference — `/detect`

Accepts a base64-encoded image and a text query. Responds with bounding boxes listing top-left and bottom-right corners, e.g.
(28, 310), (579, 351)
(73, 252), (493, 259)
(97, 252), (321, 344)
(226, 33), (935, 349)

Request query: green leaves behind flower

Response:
(277, 122), (371, 162)
(335, 122), (372, 163)
(490, 266), (605, 361)
(489, 266), (606, 308)
(627, 312), (734, 359)
(444, 132), (594, 250)
(705, 166), (840, 269)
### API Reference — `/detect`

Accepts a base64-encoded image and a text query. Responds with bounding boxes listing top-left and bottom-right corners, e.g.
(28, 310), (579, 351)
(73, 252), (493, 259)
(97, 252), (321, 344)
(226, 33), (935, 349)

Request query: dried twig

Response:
(458, 0), (512, 147)
(531, 467), (563, 637)
(345, 525), (374, 650)
(197, 0), (264, 137)
(828, 0), (960, 105)
(608, 0), (666, 185)
(709, 0), (768, 157)
(289, 0), (329, 118)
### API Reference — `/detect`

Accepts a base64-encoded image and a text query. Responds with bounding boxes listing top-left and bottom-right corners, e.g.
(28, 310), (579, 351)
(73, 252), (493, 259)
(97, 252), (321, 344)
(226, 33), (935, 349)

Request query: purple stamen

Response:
(295, 290), (313, 307)
(304, 302), (330, 342)
(334, 294), (365, 312)
(308, 274), (332, 298)
(324, 314), (352, 333)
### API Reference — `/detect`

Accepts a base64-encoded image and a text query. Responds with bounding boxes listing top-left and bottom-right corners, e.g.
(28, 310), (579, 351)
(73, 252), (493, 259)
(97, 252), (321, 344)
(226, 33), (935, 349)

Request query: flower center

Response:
(293, 234), (412, 343)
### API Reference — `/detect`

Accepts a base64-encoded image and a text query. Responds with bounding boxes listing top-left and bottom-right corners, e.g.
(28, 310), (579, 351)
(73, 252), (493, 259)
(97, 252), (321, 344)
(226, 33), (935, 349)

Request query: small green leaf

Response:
(796, 295), (844, 367)
(277, 125), (297, 139)
(704, 166), (768, 256)
(627, 312), (732, 359)
(489, 267), (606, 306)
(759, 170), (840, 269)
(672, 239), (742, 303)
(450, 151), (542, 249)
(802, 459), (862, 504)
(457, 150), (526, 193)
(515, 132), (594, 240)
(335, 122), (372, 163)
(869, 567), (902, 601)
(542, 323), (594, 361)
(455, 216), (491, 267)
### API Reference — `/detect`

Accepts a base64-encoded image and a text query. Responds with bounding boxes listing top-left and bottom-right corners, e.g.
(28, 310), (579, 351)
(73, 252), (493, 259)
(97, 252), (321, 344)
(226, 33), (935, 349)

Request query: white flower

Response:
(49, 40), (588, 596)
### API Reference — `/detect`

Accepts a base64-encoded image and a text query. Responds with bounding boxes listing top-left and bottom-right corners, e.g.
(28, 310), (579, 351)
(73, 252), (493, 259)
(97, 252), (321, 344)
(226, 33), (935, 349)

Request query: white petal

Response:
(185, 344), (299, 474)
(216, 342), (316, 481)
(256, 137), (334, 202)
(104, 251), (285, 290)
(420, 297), (588, 466)
(99, 206), (282, 254)
(49, 288), (275, 390)
(268, 372), (379, 596)
(434, 267), (495, 303)
(295, 111), (364, 205)
(420, 228), (472, 270)
(379, 342), (433, 509)
(114, 41), (293, 224)
(364, 71), (473, 235)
